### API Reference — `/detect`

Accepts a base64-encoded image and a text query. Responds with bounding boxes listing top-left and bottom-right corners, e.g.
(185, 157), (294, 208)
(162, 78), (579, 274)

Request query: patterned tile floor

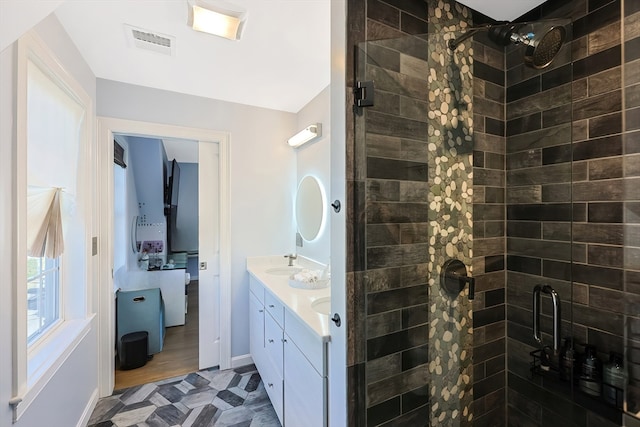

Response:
(87, 365), (281, 427)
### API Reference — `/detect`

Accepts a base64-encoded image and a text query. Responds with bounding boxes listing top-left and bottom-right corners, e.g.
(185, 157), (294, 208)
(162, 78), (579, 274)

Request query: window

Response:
(24, 44), (85, 349)
(27, 256), (60, 343)
(12, 30), (93, 421)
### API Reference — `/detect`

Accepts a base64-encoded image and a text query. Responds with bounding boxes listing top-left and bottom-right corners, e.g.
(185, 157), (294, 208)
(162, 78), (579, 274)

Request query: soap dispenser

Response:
(558, 337), (575, 382)
(603, 352), (626, 409)
(579, 345), (602, 397)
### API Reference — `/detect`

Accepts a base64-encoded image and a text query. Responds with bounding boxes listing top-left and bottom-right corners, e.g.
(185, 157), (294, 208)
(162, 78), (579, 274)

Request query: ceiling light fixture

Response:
(187, 0), (247, 41)
(288, 124), (322, 148)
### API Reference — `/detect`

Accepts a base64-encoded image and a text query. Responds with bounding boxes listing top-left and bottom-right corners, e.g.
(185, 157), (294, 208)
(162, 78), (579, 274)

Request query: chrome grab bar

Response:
(533, 285), (561, 353)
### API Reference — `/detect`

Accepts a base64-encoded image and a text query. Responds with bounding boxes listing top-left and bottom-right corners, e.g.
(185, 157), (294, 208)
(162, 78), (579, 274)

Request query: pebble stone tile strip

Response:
(426, 0), (474, 425)
(87, 365), (281, 427)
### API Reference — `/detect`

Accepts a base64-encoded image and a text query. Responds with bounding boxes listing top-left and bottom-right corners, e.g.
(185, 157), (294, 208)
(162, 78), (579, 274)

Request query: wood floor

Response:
(114, 280), (200, 390)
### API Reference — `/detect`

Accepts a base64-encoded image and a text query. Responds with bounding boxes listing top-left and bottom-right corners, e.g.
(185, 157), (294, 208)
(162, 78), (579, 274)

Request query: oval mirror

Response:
(295, 176), (325, 241)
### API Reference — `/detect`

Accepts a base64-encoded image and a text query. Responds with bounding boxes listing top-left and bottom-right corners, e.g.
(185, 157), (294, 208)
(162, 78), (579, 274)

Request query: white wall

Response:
(123, 138), (142, 271)
(295, 86), (332, 265)
(0, 31), (17, 427)
(0, 13), (99, 427)
(112, 135), (141, 288)
(96, 79), (298, 357)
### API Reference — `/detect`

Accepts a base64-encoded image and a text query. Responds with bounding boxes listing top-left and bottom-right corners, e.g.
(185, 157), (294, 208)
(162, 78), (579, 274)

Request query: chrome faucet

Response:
(284, 254), (297, 266)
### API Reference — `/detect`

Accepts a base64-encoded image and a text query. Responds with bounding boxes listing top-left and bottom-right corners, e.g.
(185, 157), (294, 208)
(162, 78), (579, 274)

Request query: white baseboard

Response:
(231, 354), (254, 369)
(77, 388), (99, 427)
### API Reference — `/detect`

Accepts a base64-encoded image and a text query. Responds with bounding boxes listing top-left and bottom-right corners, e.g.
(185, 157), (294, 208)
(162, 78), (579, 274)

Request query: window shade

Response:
(26, 187), (64, 258)
(26, 58), (83, 258)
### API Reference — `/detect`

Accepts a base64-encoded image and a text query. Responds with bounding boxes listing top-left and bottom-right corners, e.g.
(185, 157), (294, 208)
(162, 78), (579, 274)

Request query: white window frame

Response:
(27, 256), (62, 344)
(11, 30), (94, 422)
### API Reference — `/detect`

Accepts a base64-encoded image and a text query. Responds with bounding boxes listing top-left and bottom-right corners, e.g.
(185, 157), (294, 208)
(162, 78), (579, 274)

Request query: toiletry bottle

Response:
(139, 250), (149, 271)
(558, 337), (575, 382)
(603, 352), (626, 409)
(540, 346), (553, 372)
(579, 345), (602, 397)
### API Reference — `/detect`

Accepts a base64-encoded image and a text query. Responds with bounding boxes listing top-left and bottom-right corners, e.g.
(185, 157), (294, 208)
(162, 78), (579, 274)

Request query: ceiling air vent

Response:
(124, 24), (175, 56)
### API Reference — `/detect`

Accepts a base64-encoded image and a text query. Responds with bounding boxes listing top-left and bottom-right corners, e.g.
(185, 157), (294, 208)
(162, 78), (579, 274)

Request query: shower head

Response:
(448, 19), (568, 70)
(488, 21), (566, 69)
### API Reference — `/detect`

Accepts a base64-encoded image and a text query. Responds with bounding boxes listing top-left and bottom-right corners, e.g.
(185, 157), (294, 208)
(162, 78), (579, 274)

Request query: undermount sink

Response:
(265, 266), (303, 275)
(311, 297), (331, 315)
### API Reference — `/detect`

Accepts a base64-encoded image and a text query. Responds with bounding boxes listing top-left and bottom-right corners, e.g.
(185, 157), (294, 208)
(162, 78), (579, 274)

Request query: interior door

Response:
(198, 141), (220, 368)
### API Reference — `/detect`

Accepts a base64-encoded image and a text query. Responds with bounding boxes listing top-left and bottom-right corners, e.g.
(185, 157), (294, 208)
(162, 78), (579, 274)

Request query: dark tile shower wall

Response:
(505, 0), (639, 426)
(345, 0), (639, 426)
(345, 0), (479, 426)
(346, 1), (433, 423)
(471, 34), (507, 427)
(624, 0), (640, 422)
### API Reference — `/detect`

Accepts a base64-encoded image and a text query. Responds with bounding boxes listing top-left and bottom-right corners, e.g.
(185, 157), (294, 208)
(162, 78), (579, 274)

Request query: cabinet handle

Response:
(269, 304), (275, 308)
(268, 383), (273, 388)
(258, 309), (264, 313)
(268, 339), (274, 343)
(283, 338), (287, 343)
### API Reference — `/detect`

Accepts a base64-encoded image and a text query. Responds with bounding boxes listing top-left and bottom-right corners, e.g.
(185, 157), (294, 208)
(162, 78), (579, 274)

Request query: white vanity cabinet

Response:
(284, 335), (326, 427)
(249, 278), (284, 424)
(248, 290), (264, 370)
(248, 274), (328, 427)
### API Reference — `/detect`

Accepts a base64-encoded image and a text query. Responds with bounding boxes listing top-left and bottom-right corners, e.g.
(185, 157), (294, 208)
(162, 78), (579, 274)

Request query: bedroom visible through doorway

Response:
(96, 117), (231, 398)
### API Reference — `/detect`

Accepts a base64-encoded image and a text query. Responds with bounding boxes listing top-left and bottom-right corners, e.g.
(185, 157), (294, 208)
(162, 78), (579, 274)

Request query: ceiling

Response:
(2, 0), (547, 114)
(162, 138), (199, 163)
(53, 0), (331, 113)
(455, 0), (547, 22)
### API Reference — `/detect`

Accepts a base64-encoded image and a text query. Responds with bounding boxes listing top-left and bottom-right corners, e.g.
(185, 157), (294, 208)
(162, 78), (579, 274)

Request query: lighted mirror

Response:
(295, 176), (325, 241)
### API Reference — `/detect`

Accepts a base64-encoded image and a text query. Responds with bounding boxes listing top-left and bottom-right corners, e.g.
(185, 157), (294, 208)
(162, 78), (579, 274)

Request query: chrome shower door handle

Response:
(548, 286), (561, 353)
(533, 285), (542, 346)
(532, 284), (562, 353)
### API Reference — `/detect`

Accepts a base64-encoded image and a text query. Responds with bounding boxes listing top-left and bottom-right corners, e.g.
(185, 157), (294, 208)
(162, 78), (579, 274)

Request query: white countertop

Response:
(247, 256), (331, 341)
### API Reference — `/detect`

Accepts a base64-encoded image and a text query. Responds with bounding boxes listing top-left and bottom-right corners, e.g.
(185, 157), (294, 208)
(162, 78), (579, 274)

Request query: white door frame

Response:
(96, 117), (231, 397)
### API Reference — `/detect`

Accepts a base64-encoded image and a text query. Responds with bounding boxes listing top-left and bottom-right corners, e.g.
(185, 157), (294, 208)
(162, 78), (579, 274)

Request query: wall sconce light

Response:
(287, 124), (322, 148)
(187, 0), (247, 41)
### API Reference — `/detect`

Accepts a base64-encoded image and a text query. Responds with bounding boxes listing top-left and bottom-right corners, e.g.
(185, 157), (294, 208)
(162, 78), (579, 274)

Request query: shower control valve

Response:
(440, 259), (475, 300)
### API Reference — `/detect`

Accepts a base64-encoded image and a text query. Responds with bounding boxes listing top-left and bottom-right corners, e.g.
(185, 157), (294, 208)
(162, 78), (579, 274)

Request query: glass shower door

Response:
(353, 29), (474, 426)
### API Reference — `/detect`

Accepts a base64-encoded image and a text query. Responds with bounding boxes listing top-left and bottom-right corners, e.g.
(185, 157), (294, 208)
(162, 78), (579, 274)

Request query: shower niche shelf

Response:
(529, 348), (624, 425)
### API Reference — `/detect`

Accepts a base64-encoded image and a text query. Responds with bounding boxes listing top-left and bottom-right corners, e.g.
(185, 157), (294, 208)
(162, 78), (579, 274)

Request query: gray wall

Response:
(128, 136), (166, 225)
(173, 162), (199, 253)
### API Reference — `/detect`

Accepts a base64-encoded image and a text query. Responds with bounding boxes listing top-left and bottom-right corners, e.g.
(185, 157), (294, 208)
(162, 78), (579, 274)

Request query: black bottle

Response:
(540, 346), (553, 371)
(558, 337), (575, 382)
(579, 345), (602, 397)
(603, 352), (626, 408)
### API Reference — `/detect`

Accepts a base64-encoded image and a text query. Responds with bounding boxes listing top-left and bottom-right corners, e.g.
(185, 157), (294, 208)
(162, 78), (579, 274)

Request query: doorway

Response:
(112, 134), (203, 389)
(97, 117), (231, 398)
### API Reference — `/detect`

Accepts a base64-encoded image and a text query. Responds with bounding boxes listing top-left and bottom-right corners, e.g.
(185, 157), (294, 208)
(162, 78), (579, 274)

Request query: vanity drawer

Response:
(249, 276), (264, 304)
(260, 356), (284, 425)
(264, 312), (284, 378)
(264, 291), (284, 327)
